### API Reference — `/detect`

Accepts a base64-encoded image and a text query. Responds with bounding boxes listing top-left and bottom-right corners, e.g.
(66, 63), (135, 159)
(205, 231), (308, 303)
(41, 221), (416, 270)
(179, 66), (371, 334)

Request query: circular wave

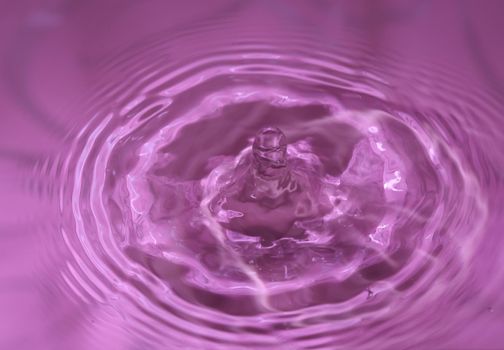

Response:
(49, 25), (504, 350)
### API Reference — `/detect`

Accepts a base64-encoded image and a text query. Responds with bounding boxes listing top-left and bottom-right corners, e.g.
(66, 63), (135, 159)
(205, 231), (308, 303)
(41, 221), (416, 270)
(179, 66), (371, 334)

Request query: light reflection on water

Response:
(0, 1), (503, 349)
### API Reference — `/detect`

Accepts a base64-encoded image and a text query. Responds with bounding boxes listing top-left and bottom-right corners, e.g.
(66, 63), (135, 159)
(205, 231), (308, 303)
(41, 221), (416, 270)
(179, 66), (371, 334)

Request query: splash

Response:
(1, 2), (504, 350)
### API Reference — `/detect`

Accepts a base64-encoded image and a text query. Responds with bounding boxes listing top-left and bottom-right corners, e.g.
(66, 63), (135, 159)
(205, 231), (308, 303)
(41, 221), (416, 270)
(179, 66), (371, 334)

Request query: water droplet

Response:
(252, 127), (288, 179)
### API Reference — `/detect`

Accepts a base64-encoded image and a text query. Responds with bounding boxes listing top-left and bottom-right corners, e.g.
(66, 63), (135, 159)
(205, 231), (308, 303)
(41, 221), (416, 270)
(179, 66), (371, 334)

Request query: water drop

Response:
(252, 127), (288, 180)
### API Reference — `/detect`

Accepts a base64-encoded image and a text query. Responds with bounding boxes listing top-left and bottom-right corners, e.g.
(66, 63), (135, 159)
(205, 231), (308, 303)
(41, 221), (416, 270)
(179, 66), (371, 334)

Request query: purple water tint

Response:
(1, 1), (504, 349)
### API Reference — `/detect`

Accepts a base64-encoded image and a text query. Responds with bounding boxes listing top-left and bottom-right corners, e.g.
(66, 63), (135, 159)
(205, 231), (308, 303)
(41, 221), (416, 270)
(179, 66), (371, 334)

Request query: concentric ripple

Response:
(45, 22), (504, 350)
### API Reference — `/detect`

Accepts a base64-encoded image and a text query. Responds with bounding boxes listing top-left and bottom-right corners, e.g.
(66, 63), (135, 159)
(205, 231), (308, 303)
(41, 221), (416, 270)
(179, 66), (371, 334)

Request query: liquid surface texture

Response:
(1, 1), (504, 349)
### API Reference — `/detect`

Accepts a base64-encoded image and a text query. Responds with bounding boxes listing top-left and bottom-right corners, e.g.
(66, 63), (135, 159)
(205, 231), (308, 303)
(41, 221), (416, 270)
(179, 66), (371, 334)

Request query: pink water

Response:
(1, 1), (504, 349)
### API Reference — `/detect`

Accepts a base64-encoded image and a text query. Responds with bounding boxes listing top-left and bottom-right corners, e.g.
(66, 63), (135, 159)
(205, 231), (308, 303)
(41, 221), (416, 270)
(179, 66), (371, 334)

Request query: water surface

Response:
(1, 1), (504, 349)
